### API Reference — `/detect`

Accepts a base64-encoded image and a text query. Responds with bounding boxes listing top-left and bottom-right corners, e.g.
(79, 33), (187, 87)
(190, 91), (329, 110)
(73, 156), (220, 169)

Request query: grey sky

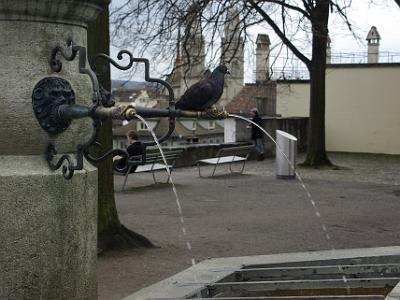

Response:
(109, 0), (400, 82)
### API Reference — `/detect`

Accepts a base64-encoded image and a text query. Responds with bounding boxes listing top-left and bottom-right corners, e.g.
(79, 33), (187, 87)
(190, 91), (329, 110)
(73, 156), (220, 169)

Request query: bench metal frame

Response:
(197, 145), (253, 177)
(116, 149), (183, 191)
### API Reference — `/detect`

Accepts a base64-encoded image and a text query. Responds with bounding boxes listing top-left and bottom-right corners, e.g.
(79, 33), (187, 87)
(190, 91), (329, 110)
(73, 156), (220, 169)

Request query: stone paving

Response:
(98, 152), (400, 300)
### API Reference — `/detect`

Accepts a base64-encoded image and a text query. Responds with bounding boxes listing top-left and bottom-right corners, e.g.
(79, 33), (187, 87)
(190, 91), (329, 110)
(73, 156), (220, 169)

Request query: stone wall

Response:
(234, 116), (308, 157)
(0, 1), (102, 299)
(160, 116), (308, 167)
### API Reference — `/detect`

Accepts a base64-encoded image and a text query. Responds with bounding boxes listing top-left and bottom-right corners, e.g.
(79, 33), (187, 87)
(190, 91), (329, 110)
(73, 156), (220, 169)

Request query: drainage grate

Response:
(187, 256), (400, 299)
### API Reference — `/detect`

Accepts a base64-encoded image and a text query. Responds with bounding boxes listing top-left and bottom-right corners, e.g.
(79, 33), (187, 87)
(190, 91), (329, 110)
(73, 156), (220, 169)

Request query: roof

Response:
(366, 26), (381, 41)
(225, 81), (276, 115)
(256, 34), (270, 45)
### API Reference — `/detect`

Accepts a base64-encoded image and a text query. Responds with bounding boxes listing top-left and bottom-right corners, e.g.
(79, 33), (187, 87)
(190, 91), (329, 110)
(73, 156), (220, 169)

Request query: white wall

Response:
(326, 65), (400, 154)
(276, 65), (400, 155)
(276, 82), (310, 117)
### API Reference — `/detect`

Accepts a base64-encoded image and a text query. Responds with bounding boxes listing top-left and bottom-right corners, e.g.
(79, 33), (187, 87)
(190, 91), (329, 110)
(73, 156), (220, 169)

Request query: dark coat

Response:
(127, 141), (144, 157)
(115, 141), (144, 173)
(251, 115), (263, 140)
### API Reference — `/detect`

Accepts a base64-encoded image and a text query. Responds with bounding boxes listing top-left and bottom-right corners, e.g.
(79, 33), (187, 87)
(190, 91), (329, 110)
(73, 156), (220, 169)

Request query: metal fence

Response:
(263, 51), (400, 80)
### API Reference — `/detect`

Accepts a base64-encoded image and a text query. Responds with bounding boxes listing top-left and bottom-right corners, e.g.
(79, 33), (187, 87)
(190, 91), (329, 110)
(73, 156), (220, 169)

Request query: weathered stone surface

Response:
(0, 1), (102, 299)
(0, 20), (94, 155)
(0, 156), (98, 299)
(0, 1), (102, 27)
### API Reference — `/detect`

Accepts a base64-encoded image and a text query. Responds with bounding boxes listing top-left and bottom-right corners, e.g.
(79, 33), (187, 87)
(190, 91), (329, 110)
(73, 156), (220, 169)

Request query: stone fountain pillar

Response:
(0, 1), (102, 299)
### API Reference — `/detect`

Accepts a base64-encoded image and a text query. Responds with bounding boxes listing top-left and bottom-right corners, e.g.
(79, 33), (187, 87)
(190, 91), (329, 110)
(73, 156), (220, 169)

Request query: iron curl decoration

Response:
(43, 39), (102, 179)
(50, 39), (100, 104)
(45, 144), (83, 180)
(82, 51), (177, 166)
(128, 56), (176, 147)
(82, 117), (131, 170)
(90, 50), (134, 72)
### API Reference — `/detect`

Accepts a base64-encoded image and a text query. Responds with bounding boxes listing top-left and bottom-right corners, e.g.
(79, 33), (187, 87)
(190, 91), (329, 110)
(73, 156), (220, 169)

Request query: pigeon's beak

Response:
(226, 69), (231, 75)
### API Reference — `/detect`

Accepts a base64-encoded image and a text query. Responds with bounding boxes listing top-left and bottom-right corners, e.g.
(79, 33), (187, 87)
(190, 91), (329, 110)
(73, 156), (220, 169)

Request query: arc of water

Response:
(135, 115), (196, 267)
(228, 114), (351, 294)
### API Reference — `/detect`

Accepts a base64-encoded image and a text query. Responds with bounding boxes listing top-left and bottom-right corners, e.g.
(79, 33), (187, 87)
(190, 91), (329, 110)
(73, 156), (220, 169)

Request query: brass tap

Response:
(93, 103), (136, 121)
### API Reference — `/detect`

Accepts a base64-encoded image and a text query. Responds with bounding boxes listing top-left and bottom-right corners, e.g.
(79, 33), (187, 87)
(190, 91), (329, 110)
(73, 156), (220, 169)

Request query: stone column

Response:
(0, 1), (102, 299)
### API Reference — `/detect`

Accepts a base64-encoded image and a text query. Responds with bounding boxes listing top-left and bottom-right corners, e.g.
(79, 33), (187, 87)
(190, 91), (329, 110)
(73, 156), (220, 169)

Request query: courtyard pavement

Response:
(98, 152), (400, 300)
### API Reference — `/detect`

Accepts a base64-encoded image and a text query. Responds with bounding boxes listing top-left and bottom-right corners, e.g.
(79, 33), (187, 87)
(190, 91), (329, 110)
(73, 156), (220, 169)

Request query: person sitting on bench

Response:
(114, 130), (144, 173)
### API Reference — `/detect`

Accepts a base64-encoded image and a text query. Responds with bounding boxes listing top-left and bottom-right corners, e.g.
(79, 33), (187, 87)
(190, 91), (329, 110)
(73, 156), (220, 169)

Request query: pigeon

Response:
(175, 65), (230, 111)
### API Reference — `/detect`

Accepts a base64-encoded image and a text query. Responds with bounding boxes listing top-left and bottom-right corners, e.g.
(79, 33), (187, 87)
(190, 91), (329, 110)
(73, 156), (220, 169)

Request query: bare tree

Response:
(111, 0), (355, 167)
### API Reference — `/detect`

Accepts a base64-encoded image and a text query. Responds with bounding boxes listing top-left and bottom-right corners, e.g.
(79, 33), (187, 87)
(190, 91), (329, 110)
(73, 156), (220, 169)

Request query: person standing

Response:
(249, 108), (265, 161)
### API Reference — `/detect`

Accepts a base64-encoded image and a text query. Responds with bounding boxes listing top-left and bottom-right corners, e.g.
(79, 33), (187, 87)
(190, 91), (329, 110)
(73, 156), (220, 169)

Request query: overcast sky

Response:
(110, 0), (400, 82)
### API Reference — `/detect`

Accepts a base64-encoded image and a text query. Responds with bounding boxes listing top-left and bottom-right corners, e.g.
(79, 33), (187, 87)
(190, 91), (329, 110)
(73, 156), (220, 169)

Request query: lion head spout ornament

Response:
(32, 77), (75, 134)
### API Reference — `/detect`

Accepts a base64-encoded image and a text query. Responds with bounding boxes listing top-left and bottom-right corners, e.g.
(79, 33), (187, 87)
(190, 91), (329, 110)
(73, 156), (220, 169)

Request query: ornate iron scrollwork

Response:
(35, 39), (178, 179)
(35, 39), (225, 179)
(50, 38), (100, 104)
(36, 40), (127, 179)
(87, 52), (177, 147)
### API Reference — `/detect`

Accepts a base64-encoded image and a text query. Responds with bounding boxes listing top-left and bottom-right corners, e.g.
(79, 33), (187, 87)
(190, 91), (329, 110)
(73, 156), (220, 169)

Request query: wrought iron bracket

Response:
(35, 40), (177, 179)
(35, 40), (227, 179)
(34, 40), (131, 179)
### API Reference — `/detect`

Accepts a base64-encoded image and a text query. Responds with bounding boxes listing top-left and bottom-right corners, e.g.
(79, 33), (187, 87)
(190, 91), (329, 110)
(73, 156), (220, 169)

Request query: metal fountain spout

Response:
(56, 102), (136, 122)
(32, 39), (228, 179)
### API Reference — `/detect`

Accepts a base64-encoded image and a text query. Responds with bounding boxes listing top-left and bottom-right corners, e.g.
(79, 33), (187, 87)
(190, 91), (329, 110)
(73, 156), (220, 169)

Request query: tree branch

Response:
(247, 0), (311, 67)
(258, 0), (311, 18)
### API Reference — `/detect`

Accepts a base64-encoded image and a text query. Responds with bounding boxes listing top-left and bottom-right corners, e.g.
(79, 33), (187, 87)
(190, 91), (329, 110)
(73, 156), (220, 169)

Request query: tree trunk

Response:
(87, 1), (153, 251)
(302, 1), (332, 167)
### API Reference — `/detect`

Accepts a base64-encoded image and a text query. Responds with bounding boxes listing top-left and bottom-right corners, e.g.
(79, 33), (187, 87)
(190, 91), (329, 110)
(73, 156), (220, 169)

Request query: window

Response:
(137, 122), (147, 131)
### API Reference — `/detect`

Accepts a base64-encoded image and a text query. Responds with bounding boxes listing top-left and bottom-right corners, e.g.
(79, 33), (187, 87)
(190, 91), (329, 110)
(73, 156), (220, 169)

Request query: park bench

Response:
(115, 149), (184, 191)
(196, 145), (254, 177)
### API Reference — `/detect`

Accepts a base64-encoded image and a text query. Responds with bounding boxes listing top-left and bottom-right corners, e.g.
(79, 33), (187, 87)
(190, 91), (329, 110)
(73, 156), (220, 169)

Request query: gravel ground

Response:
(98, 152), (400, 300)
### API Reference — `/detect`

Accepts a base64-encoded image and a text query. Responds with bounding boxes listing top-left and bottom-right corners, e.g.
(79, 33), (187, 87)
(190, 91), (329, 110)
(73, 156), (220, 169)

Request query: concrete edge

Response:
(123, 246), (400, 300)
(386, 281), (400, 300)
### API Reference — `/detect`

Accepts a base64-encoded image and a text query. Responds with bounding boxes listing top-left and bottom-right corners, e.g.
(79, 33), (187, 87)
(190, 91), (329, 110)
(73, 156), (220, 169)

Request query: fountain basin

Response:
(123, 246), (400, 300)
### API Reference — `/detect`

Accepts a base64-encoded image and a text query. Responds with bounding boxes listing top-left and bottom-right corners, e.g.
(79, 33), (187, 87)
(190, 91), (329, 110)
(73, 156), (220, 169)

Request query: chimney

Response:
(255, 34), (270, 83)
(366, 26), (381, 63)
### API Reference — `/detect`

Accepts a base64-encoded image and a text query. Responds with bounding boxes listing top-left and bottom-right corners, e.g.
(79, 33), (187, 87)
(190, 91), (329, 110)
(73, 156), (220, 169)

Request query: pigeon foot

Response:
(204, 106), (229, 119)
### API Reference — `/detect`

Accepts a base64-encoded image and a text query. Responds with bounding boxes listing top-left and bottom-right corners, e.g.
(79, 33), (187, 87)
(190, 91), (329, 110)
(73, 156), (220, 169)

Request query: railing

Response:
(264, 51), (400, 80)
(330, 51), (400, 64)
